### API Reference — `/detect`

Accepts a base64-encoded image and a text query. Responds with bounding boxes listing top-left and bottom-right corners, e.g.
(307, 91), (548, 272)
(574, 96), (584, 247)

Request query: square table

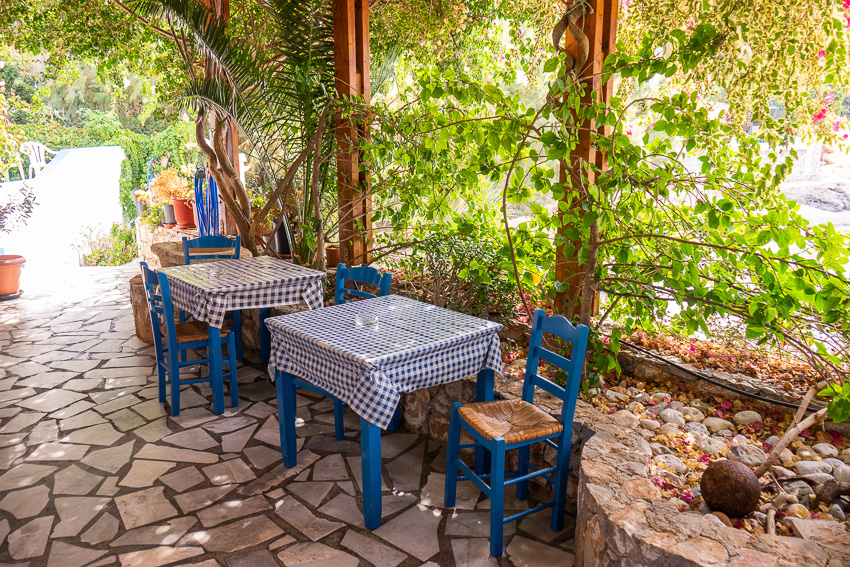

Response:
(159, 256), (326, 413)
(266, 294), (503, 528)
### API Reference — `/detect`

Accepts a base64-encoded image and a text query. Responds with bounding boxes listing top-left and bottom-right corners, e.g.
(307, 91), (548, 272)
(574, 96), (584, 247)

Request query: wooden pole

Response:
(555, 0), (617, 319)
(334, 0), (372, 265)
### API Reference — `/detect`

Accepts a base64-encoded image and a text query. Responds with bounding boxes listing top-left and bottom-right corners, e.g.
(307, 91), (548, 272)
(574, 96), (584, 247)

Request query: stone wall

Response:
(135, 218), (198, 267)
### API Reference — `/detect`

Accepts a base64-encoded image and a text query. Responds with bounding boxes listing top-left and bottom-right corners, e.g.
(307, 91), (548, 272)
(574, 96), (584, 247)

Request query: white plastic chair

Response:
(19, 142), (57, 178)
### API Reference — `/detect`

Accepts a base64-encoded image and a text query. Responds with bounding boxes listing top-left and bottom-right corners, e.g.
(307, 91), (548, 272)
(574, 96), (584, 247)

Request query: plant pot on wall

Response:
(162, 204), (176, 228)
(325, 246), (340, 267)
(172, 198), (196, 229)
(0, 255), (26, 296)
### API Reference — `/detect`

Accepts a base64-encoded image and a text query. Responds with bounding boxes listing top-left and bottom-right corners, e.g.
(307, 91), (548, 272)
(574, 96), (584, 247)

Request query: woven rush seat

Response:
(458, 399), (562, 445)
(163, 321), (231, 344)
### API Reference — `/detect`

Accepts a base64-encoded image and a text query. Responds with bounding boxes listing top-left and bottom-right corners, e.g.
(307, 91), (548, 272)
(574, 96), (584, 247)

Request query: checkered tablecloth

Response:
(159, 256), (326, 329)
(266, 295), (504, 429)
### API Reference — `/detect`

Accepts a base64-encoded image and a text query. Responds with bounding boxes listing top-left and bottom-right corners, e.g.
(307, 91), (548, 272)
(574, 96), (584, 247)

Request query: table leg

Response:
(475, 368), (495, 475)
(207, 324), (224, 415)
(276, 370), (298, 468)
(360, 417), (382, 529)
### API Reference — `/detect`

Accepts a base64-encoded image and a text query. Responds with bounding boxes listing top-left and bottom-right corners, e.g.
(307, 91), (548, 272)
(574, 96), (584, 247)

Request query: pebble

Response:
(640, 419), (660, 431)
(785, 481), (815, 504)
(831, 504), (846, 522)
(660, 424), (683, 437)
(684, 422), (709, 436)
(587, 388), (600, 396)
(823, 458), (844, 470)
(604, 389), (629, 403)
(796, 446), (819, 460)
(651, 467), (686, 488)
(703, 417), (735, 433)
(626, 387), (640, 396)
(812, 443), (839, 458)
(794, 461), (832, 476)
(627, 402), (643, 413)
(802, 473), (834, 485)
(780, 449), (795, 468)
(728, 443), (767, 467)
(651, 443), (674, 456)
(681, 407), (705, 422)
(690, 485), (700, 499)
(689, 399), (712, 414)
(692, 433), (726, 456)
(841, 448), (850, 464)
(786, 503), (811, 518)
(731, 435), (749, 444)
(710, 511), (733, 527)
(650, 392), (671, 403)
(765, 435), (781, 449)
(713, 430), (734, 439)
(732, 410), (762, 426)
(770, 466), (794, 478)
(615, 409), (637, 419)
(753, 511), (767, 523)
(834, 465), (850, 483)
(634, 393), (650, 404)
(659, 409), (685, 426)
(669, 401), (685, 411)
(652, 454), (687, 473)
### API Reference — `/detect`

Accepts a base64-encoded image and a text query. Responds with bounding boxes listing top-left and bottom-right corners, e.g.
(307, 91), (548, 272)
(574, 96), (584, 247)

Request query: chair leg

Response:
(157, 361), (167, 403)
(232, 310), (243, 362)
(444, 403), (463, 508)
(259, 308), (270, 364)
(551, 433), (570, 532)
(333, 398), (345, 441)
(489, 438), (506, 557)
(228, 334), (238, 407)
(516, 445), (531, 501)
(169, 353), (181, 416)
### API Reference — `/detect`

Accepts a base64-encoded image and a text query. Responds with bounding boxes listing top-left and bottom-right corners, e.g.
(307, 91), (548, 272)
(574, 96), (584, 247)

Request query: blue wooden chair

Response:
(334, 262), (392, 305)
(182, 235), (243, 361)
(444, 308), (589, 556)
(140, 262), (238, 416)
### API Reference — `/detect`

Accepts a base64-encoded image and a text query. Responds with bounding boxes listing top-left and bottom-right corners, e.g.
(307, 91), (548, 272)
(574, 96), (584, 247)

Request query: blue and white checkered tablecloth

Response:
(159, 256), (326, 329)
(266, 295), (504, 429)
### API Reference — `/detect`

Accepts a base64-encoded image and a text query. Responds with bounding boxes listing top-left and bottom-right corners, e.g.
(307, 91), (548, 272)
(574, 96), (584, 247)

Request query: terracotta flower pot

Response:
(325, 246), (340, 267)
(172, 198), (196, 229)
(0, 255), (26, 296)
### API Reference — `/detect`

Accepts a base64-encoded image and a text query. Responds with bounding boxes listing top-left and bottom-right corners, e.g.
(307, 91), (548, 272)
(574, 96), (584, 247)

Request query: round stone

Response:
(700, 460), (761, 517)
(652, 454), (687, 473)
(615, 409), (636, 418)
(728, 443), (767, 467)
(669, 401), (685, 411)
(796, 446), (819, 460)
(659, 409), (686, 426)
(732, 411), (762, 426)
(812, 443), (839, 458)
(795, 461), (832, 476)
(786, 503), (811, 518)
(634, 393), (650, 404)
(650, 392), (671, 403)
(681, 407), (705, 422)
(770, 466), (794, 478)
(689, 399), (712, 414)
(692, 433), (726, 456)
(779, 449), (795, 467)
(651, 443), (674, 456)
(685, 422), (710, 436)
(626, 387), (640, 396)
(785, 481), (815, 503)
(640, 419), (661, 431)
(604, 389), (629, 403)
(731, 435), (749, 444)
(765, 435), (781, 449)
(841, 448), (850, 464)
(831, 503), (846, 522)
(802, 473), (834, 485)
(704, 417), (735, 433)
(823, 458), (844, 470)
(834, 465), (850, 483)
(660, 424), (684, 437)
(714, 429), (734, 439)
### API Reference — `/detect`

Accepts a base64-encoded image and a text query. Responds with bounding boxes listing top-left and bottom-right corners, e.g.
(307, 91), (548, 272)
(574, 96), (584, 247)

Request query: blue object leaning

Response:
(444, 308), (589, 556)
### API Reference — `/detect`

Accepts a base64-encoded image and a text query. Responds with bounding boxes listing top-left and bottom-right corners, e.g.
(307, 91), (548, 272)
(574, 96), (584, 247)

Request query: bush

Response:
(74, 224), (137, 266)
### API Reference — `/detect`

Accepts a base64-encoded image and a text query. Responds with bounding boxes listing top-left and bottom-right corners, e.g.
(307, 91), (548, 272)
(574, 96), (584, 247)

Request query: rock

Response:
(765, 435), (781, 449)
(650, 443), (673, 456)
(795, 461), (832, 476)
(627, 402), (642, 413)
(802, 473), (834, 485)
(796, 446), (819, 460)
(833, 465), (850, 483)
(823, 458), (844, 470)
(659, 409), (685, 426)
(713, 430), (733, 439)
(703, 417), (735, 433)
(650, 392), (671, 403)
(626, 387), (640, 396)
(685, 422), (709, 436)
(604, 389), (628, 403)
(785, 503), (811, 519)
(652, 454), (686, 473)
(700, 460), (761, 517)
(615, 409), (636, 419)
(728, 444), (767, 467)
(669, 401), (685, 411)
(830, 503), (846, 521)
(784, 481), (815, 504)
(689, 399), (712, 414)
(692, 433), (727, 456)
(841, 448), (850, 464)
(650, 467), (686, 488)
(812, 443), (838, 458)
(640, 419), (660, 431)
(634, 393), (650, 404)
(732, 411), (762, 426)
(770, 466), (794, 478)
(660, 424), (683, 437)
(753, 511), (767, 524)
(681, 407), (705, 422)
(731, 435), (749, 444)
(780, 449), (795, 467)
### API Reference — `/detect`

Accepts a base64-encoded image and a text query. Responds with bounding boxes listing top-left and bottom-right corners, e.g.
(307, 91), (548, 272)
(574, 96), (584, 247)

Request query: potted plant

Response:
(0, 186), (36, 297)
(133, 189), (150, 215)
(171, 184), (196, 229)
(150, 168), (189, 229)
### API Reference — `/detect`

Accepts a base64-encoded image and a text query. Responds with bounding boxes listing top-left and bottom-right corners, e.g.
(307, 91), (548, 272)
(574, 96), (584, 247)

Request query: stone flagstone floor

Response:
(0, 266), (576, 567)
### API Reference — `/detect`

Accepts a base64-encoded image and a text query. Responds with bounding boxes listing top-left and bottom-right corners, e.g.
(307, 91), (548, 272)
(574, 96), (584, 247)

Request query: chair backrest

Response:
(522, 309), (590, 427)
(182, 235), (241, 264)
(20, 142), (54, 167)
(334, 262), (392, 305)
(140, 262), (178, 344)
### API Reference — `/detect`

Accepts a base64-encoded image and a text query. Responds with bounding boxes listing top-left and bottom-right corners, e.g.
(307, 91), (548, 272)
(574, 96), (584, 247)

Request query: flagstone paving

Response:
(0, 266), (577, 566)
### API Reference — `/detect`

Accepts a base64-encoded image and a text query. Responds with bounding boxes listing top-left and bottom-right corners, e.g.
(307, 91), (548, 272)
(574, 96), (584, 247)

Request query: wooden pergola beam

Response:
(334, 0), (372, 266)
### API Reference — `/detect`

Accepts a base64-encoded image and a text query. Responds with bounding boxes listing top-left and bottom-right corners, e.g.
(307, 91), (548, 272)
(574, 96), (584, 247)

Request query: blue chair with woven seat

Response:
(140, 262), (238, 416)
(182, 235), (244, 361)
(444, 308), (589, 556)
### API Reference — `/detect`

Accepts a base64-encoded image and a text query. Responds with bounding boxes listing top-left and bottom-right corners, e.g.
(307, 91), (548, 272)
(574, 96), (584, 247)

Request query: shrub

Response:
(74, 224), (137, 266)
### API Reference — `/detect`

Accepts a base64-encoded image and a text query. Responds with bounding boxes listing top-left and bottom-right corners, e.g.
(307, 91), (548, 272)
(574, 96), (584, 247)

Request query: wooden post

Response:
(555, 0), (617, 319)
(334, 0), (372, 265)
